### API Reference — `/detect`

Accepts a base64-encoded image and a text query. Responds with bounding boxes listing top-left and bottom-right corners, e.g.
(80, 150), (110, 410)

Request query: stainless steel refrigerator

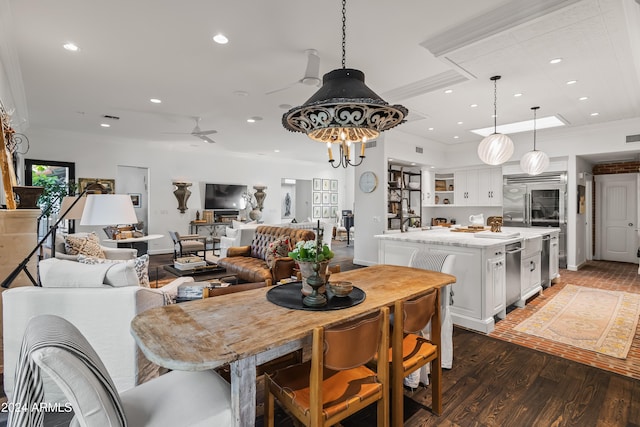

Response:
(503, 173), (567, 268)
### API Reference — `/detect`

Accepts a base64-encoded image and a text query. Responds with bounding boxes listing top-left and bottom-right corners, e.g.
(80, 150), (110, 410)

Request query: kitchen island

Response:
(376, 226), (559, 333)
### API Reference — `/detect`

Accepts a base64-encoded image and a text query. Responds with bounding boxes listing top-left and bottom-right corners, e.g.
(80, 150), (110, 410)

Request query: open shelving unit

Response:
(387, 163), (422, 231)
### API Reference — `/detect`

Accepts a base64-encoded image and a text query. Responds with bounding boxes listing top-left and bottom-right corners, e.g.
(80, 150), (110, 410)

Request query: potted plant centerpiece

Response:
(289, 239), (335, 296)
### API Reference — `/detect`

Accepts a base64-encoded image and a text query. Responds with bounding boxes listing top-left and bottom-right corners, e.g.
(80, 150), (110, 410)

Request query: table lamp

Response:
(80, 194), (138, 226)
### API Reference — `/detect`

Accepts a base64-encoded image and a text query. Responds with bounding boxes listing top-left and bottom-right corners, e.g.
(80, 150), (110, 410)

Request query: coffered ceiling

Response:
(4, 0), (640, 163)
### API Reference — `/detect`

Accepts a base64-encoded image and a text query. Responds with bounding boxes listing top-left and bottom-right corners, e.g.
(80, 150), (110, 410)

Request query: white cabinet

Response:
(377, 238), (506, 333)
(517, 236), (542, 307)
(454, 169), (478, 206)
(422, 169), (434, 206)
(477, 168), (503, 206)
(549, 231), (560, 281)
(486, 250), (506, 318)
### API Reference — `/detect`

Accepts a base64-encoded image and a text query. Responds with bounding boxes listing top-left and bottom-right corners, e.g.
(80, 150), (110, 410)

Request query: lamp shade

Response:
(59, 196), (87, 220)
(80, 194), (138, 225)
(520, 150), (550, 176)
(477, 133), (514, 165)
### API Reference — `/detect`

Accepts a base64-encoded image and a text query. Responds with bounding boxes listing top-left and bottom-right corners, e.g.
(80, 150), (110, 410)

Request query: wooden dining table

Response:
(130, 264), (456, 427)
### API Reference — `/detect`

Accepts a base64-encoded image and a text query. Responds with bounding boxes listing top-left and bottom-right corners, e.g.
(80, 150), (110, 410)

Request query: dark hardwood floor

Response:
(255, 326), (640, 426)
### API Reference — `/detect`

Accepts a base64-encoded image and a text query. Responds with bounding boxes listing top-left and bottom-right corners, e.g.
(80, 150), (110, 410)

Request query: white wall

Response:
(24, 127), (350, 254)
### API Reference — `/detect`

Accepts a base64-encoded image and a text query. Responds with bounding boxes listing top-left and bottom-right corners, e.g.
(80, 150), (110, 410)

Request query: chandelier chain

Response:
(341, 0), (346, 69)
(532, 106), (538, 150)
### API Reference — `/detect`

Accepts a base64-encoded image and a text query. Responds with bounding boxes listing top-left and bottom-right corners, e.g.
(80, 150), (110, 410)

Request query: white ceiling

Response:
(5, 0), (640, 163)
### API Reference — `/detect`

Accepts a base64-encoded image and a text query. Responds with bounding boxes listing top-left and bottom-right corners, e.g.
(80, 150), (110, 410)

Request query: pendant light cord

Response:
(341, 0), (347, 69)
(493, 78), (498, 132)
(532, 106), (539, 151)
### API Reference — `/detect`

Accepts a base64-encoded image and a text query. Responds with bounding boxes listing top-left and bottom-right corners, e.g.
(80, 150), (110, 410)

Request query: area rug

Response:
(514, 284), (640, 359)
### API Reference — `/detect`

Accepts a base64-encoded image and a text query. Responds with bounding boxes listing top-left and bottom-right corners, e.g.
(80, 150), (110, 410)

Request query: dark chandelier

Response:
(282, 0), (408, 168)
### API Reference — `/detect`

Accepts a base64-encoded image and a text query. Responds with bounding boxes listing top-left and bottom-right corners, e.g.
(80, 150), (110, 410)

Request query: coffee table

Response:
(163, 264), (226, 279)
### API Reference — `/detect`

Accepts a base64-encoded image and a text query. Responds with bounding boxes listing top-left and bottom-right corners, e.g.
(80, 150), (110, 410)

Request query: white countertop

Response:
(375, 226), (560, 249)
(375, 228), (520, 248)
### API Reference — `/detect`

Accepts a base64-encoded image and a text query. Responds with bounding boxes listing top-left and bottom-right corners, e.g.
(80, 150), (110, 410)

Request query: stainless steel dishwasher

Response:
(505, 241), (524, 307)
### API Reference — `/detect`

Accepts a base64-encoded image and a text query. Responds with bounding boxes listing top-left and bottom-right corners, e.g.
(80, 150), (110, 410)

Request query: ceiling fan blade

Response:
(198, 135), (216, 143)
(194, 129), (217, 136)
(266, 81), (299, 95)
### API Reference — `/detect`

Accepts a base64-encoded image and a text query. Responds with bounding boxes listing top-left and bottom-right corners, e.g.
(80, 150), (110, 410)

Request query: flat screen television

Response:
(204, 183), (247, 210)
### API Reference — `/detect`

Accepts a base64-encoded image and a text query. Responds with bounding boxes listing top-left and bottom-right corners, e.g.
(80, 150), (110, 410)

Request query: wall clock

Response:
(359, 171), (378, 193)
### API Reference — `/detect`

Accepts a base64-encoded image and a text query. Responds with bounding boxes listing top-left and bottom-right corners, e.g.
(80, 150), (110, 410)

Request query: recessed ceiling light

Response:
(410, 163), (416, 166)
(444, 89), (453, 94)
(100, 123), (110, 128)
(428, 127), (434, 131)
(457, 121), (463, 125)
(247, 118), (256, 123)
(149, 98), (162, 104)
(590, 112), (599, 116)
(579, 96), (588, 101)
(514, 93), (523, 97)
(430, 166), (435, 169)
(453, 136), (459, 139)
(279, 103), (292, 109)
(274, 149), (280, 153)
(233, 90), (249, 97)
(63, 43), (79, 52)
(213, 34), (229, 44)
(470, 104), (478, 108)
(566, 80), (577, 85)
(549, 58), (562, 64)
(471, 115), (566, 136)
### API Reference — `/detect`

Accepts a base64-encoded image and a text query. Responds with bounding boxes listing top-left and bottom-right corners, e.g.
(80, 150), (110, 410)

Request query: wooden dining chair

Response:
(264, 306), (390, 427)
(390, 288), (442, 424)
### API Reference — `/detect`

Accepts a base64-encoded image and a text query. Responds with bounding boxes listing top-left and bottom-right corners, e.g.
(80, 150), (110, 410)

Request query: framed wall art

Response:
(129, 193), (141, 208)
(313, 192), (321, 204)
(330, 179), (338, 191)
(330, 192), (338, 205)
(313, 178), (322, 191)
(322, 179), (330, 191)
(322, 206), (330, 218)
(322, 192), (330, 205)
(313, 206), (322, 218)
(78, 178), (115, 194)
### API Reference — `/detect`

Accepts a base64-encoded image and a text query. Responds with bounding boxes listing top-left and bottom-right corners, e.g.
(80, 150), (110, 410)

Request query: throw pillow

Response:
(65, 233), (105, 258)
(266, 237), (292, 269)
(78, 254), (150, 287)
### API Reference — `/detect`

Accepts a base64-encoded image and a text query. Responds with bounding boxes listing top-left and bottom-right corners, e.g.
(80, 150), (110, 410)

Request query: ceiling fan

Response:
(164, 117), (217, 143)
(266, 49), (321, 95)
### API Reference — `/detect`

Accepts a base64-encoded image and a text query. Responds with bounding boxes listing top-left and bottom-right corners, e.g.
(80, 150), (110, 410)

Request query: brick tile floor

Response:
(489, 260), (640, 380)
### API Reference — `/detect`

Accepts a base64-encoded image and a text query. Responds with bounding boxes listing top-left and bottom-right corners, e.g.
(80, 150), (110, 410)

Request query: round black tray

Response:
(266, 282), (366, 311)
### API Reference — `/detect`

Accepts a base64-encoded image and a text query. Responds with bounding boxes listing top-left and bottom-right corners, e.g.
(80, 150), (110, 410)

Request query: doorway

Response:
(281, 178), (311, 223)
(595, 173), (638, 263)
(117, 166), (149, 234)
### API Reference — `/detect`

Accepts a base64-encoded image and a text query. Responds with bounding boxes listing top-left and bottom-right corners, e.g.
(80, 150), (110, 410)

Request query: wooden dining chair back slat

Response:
(264, 307), (390, 427)
(391, 287), (442, 425)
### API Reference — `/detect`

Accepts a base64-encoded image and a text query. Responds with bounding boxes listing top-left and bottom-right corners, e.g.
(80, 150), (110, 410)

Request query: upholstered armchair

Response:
(168, 231), (206, 259)
(219, 226), (257, 258)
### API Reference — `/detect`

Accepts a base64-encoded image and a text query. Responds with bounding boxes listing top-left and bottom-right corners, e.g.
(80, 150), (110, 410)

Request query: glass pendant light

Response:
(520, 106), (549, 175)
(477, 75), (514, 165)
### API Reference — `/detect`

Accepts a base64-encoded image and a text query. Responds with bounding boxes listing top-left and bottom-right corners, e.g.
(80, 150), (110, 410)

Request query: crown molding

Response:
(421, 0), (582, 57)
(381, 70), (470, 102)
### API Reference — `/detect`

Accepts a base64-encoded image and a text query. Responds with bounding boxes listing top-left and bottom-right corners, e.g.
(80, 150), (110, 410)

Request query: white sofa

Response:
(219, 223), (259, 258)
(2, 258), (193, 404)
(53, 232), (137, 261)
